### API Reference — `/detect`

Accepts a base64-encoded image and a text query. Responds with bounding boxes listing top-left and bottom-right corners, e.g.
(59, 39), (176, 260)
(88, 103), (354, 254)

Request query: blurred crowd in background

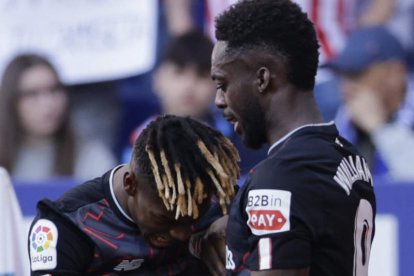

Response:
(1, 0), (414, 185)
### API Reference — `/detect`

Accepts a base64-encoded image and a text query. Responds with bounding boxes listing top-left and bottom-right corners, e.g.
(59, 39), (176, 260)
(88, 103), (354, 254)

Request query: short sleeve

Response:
(29, 205), (94, 275)
(242, 164), (324, 271)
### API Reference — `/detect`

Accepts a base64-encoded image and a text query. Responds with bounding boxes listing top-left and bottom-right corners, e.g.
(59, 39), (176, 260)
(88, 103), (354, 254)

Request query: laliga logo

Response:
(30, 219), (58, 270)
(248, 210), (286, 230)
(32, 254), (53, 264)
(31, 225), (54, 252)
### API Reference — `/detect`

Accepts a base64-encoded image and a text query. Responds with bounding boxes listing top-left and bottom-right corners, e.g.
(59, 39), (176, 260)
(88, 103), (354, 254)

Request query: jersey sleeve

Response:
(242, 164), (324, 271)
(29, 202), (94, 275)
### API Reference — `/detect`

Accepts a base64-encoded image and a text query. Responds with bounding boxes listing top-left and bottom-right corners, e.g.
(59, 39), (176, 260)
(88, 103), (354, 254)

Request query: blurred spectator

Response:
(325, 26), (414, 181)
(153, 30), (214, 120)
(0, 54), (116, 182)
(0, 167), (29, 275)
(163, 0), (196, 36)
(115, 0), (206, 158)
(123, 30), (267, 174)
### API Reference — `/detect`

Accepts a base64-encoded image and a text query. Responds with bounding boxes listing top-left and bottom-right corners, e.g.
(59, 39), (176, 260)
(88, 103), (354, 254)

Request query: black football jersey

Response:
(226, 123), (376, 276)
(29, 166), (214, 275)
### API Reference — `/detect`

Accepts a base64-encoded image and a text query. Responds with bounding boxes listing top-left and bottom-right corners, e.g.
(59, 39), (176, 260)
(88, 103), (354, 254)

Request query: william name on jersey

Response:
(334, 155), (373, 195)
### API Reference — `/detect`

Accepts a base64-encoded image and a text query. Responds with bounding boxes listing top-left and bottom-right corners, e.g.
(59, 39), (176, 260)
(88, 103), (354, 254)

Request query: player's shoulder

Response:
(29, 202), (94, 273)
(271, 125), (350, 163)
(34, 196), (84, 234)
(32, 166), (119, 235)
(246, 124), (361, 191)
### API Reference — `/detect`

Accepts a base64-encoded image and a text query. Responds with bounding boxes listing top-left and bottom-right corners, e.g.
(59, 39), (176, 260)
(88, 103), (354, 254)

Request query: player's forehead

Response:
(211, 42), (244, 81)
(212, 41), (228, 65)
(212, 41), (242, 70)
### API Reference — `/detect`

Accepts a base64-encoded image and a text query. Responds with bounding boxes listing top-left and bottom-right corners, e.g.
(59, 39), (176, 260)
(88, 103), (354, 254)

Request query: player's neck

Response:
(266, 92), (324, 145)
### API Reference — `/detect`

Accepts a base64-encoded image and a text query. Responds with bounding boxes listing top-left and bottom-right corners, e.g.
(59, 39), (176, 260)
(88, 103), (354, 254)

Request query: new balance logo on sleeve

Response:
(113, 259), (144, 272)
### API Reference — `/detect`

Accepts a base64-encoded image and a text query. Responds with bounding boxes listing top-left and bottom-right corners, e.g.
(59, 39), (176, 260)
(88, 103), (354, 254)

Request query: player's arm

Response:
(29, 208), (94, 275)
(251, 268), (310, 276)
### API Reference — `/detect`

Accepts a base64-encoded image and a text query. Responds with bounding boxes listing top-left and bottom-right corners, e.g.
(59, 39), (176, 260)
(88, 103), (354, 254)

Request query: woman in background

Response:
(0, 54), (115, 182)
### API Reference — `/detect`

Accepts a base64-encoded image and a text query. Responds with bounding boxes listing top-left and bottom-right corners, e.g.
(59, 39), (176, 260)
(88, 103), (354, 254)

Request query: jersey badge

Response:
(246, 189), (291, 235)
(30, 219), (58, 271)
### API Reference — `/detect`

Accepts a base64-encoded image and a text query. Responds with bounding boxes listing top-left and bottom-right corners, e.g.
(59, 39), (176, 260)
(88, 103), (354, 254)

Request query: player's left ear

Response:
(124, 171), (137, 196)
(256, 67), (271, 94)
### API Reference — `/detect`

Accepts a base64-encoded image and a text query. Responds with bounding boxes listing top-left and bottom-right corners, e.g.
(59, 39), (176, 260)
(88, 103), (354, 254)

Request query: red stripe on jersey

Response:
(83, 227), (119, 249)
(233, 251), (251, 273)
(83, 210), (104, 222)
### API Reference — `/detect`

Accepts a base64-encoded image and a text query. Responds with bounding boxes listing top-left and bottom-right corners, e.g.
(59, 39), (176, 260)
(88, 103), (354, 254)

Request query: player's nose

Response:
(215, 90), (226, 109)
(169, 226), (192, 241)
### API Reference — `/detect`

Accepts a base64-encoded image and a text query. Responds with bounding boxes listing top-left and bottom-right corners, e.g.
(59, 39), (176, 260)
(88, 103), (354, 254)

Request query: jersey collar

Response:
(267, 121), (335, 155)
(109, 164), (135, 223)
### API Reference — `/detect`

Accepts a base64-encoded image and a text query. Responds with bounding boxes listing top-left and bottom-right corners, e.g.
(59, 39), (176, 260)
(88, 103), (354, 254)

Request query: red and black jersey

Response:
(29, 166), (214, 275)
(225, 122), (376, 276)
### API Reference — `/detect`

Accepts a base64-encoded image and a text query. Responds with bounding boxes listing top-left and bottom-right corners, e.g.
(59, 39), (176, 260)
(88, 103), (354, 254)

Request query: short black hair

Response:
(160, 30), (214, 76)
(215, 0), (319, 90)
(133, 115), (240, 219)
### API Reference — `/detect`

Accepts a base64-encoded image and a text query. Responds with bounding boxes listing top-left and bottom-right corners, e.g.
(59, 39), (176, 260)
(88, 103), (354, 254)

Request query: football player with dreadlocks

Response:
(28, 115), (240, 275)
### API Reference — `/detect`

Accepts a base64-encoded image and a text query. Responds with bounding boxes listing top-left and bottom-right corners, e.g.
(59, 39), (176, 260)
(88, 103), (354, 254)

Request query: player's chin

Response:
(243, 132), (265, 150)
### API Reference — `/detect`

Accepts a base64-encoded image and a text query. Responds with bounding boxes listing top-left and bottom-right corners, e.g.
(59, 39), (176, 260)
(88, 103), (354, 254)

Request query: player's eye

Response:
(216, 84), (226, 93)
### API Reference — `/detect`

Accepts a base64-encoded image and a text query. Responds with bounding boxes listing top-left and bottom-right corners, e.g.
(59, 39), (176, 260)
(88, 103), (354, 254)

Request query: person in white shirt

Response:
(0, 54), (116, 182)
(0, 167), (29, 276)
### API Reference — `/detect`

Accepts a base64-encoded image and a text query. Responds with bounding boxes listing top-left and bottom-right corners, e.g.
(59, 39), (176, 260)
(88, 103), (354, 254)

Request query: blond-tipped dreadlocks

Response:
(133, 115), (240, 220)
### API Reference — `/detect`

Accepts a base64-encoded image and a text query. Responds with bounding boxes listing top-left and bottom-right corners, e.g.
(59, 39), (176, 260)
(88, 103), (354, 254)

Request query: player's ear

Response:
(256, 67), (271, 94)
(124, 170), (137, 196)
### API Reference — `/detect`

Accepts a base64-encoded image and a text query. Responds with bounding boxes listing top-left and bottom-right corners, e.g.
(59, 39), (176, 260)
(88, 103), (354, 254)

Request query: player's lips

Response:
(148, 234), (175, 248)
(223, 112), (241, 134)
(223, 111), (237, 124)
